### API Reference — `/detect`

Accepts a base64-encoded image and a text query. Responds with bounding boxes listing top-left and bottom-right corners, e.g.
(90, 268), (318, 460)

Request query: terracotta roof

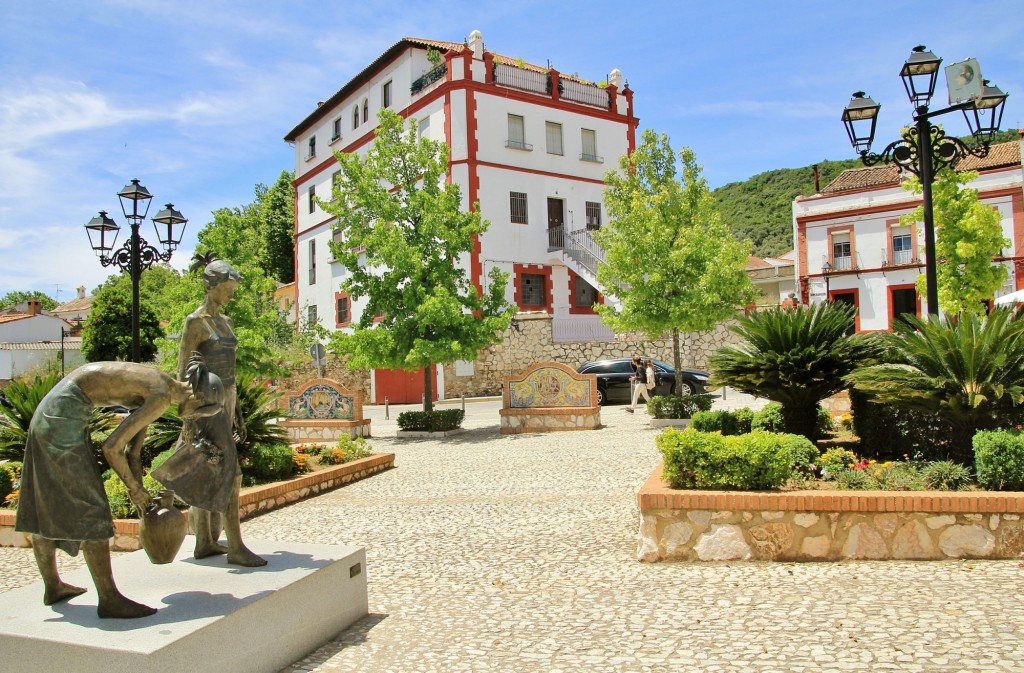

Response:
(52, 295), (93, 314)
(746, 256), (773, 270)
(284, 37), (468, 142)
(0, 338), (81, 351)
(956, 139), (1020, 172)
(0, 313), (31, 324)
(821, 165), (900, 194)
(283, 35), (602, 142)
(822, 140), (1020, 195)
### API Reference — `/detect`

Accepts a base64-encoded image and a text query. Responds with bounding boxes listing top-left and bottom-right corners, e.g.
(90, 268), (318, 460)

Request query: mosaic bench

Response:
(499, 362), (601, 434)
(278, 378), (371, 442)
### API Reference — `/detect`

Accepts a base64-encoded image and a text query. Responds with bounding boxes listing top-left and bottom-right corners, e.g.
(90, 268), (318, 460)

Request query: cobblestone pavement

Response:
(4, 393), (1024, 672)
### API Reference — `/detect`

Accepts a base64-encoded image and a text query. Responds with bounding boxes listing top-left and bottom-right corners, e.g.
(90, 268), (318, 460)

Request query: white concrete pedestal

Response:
(0, 536), (367, 673)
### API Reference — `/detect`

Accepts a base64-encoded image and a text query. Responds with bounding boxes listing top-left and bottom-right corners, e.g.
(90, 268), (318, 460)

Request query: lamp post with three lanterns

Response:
(84, 179), (187, 362)
(841, 46), (1008, 316)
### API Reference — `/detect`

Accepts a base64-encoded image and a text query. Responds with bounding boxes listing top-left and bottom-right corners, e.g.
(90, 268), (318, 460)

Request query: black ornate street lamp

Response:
(821, 261), (834, 299)
(842, 46), (1008, 316)
(85, 179), (187, 362)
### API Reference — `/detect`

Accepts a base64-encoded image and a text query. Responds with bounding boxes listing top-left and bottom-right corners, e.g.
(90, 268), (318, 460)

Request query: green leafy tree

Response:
(901, 166), (1008, 315)
(159, 199), (295, 376)
(0, 291), (58, 311)
(260, 170), (296, 284)
(709, 302), (878, 440)
(847, 308), (1024, 462)
(596, 130), (756, 393)
(81, 279), (163, 362)
(322, 109), (514, 412)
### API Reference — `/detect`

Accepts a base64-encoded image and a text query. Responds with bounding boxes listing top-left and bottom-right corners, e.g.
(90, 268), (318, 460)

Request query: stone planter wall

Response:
(0, 454), (394, 552)
(280, 418), (371, 442)
(638, 463), (1024, 562)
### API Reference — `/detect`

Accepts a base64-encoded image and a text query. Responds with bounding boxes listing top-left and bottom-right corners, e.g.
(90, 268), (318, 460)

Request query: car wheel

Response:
(679, 381), (695, 396)
(596, 385), (607, 405)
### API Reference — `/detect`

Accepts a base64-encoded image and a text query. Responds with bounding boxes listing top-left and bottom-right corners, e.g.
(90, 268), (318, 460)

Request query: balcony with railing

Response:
(560, 78), (611, 109)
(881, 248), (919, 267)
(410, 64), (447, 95)
(494, 62), (550, 95)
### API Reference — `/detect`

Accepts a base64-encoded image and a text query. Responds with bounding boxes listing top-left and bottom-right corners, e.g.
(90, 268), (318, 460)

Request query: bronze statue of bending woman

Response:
(173, 253), (265, 567)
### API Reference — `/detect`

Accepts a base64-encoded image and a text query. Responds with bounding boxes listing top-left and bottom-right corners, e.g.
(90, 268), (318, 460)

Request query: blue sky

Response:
(1, 0), (1021, 302)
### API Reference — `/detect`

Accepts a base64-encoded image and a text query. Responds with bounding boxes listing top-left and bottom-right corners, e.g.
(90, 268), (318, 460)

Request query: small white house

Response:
(0, 308), (78, 380)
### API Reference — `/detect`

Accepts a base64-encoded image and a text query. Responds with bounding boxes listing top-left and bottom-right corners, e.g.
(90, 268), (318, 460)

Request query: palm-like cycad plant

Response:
(143, 369), (290, 466)
(847, 308), (1024, 461)
(0, 373), (60, 461)
(709, 302), (879, 440)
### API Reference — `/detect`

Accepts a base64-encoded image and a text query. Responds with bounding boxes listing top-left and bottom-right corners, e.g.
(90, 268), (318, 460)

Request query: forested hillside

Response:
(713, 129), (1019, 258)
(712, 159), (860, 257)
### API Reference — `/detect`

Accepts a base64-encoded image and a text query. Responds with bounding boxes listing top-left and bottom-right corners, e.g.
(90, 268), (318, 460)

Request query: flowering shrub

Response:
(318, 436), (373, 465)
(819, 448), (858, 477)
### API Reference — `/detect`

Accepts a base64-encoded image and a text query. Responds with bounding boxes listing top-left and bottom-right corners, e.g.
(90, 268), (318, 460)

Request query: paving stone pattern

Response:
(3, 395), (1024, 672)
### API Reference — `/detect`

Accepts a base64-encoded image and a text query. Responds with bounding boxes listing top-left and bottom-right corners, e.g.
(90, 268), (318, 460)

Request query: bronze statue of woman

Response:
(172, 253), (265, 567)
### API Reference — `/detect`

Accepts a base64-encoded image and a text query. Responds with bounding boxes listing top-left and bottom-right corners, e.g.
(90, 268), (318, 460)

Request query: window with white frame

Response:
(510, 192), (528, 224)
(382, 80), (392, 109)
(306, 135), (316, 160)
(331, 118), (342, 142)
(307, 304), (318, 326)
(352, 106), (359, 130)
(832, 232), (852, 270)
(891, 226), (913, 265)
(362, 98), (369, 124)
(506, 114), (529, 150)
(545, 121), (563, 155)
(581, 128), (601, 162)
(585, 201), (601, 230)
(308, 239), (316, 284)
(308, 185), (316, 214)
(419, 116), (430, 139)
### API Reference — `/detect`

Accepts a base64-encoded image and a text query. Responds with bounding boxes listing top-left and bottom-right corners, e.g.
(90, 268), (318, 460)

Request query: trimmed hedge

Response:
(647, 394), (714, 419)
(397, 409), (465, 432)
(657, 428), (797, 490)
(974, 430), (1024, 491)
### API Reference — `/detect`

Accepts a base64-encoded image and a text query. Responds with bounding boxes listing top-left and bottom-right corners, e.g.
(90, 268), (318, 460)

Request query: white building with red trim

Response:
(284, 31), (637, 399)
(792, 135), (1023, 331)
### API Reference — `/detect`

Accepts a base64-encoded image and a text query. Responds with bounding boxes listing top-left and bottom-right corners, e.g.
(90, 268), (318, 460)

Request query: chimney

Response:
(77, 285), (86, 299)
(468, 30), (483, 59)
(27, 297), (42, 315)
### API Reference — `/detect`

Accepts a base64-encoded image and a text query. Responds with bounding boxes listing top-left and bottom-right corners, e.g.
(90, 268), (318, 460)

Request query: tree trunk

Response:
(781, 403), (818, 442)
(672, 328), (683, 397)
(423, 365), (434, 413)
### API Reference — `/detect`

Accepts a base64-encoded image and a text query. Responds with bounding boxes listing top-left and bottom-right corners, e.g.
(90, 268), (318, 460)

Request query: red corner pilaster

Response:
(549, 70), (561, 102)
(483, 52), (495, 84)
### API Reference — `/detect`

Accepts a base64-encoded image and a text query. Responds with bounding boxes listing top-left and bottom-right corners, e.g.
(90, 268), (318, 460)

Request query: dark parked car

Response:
(576, 357), (709, 406)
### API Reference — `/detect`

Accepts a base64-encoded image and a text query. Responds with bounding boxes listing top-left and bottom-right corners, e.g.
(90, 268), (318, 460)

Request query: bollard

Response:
(461, 392), (465, 413)
(385, 397), (389, 420)
(721, 386), (727, 400)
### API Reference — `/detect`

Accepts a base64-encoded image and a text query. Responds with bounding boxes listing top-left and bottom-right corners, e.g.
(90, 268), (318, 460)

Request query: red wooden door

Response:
(374, 366), (438, 404)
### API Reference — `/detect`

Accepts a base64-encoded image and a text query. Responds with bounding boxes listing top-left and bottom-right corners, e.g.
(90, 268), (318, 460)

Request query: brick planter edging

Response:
(637, 462), (1024, 562)
(0, 453), (395, 552)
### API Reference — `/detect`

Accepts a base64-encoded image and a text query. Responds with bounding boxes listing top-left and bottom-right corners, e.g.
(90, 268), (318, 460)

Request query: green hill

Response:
(714, 129), (1019, 258)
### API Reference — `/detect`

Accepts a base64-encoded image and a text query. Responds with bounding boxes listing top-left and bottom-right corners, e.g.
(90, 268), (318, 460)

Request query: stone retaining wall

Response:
(637, 464), (1024, 562)
(0, 454), (394, 552)
(273, 314), (741, 400)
